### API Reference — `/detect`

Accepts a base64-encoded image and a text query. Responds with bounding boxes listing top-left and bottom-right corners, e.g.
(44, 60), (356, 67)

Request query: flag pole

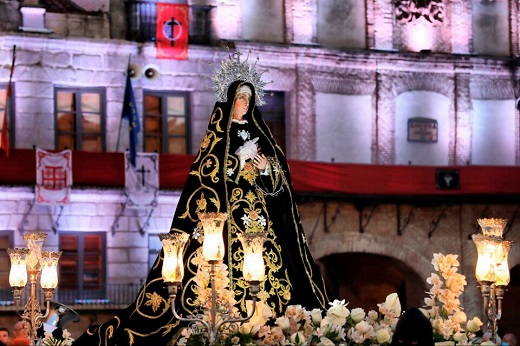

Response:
(1, 45), (16, 157)
(116, 55), (132, 153)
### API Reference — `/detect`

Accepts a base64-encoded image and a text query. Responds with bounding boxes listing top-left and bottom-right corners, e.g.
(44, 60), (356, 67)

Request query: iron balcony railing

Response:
(125, 1), (214, 45)
(0, 283), (142, 311)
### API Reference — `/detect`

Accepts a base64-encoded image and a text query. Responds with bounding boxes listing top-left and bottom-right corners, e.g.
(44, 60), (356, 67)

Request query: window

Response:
(59, 233), (105, 299)
(55, 87), (106, 152)
(143, 91), (190, 154)
(261, 91), (286, 152)
(0, 231), (13, 289)
(0, 83), (15, 149)
(148, 233), (162, 269)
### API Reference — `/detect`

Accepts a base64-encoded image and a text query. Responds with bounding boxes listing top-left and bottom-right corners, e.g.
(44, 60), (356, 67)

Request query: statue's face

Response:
(232, 92), (251, 120)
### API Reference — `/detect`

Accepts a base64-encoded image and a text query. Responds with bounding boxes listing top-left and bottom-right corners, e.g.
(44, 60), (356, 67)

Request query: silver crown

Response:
(210, 49), (272, 106)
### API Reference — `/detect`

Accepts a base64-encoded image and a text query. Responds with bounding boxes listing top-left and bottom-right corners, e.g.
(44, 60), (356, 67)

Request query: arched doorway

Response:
(320, 253), (426, 311)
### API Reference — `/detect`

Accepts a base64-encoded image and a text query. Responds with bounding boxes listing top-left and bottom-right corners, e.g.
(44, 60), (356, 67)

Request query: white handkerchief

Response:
(235, 137), (259, 170)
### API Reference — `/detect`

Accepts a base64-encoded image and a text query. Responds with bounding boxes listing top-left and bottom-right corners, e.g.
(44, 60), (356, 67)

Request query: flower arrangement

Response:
(177, 250), (485, 345)
(178, 292), (402, 345)
(421, 253), (483, 344)
(37, 326), (74, 346)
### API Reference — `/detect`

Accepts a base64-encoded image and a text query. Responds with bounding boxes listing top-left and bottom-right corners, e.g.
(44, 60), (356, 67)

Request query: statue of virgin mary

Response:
(73, 52), (328, 345)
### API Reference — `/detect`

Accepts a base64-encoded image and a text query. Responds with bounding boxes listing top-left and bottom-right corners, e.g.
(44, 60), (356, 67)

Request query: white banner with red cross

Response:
(35, 148), (73, 205)
(125, 152), (159, 209)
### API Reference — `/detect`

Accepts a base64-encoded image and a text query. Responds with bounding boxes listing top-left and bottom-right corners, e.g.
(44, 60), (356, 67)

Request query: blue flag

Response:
(122, 73), (140, 168)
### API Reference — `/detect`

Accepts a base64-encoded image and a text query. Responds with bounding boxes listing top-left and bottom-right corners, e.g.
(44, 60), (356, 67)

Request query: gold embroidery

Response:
(240, 161), (257, 184)
(196, 193), (207, 211)
(226, 182), (292, 316)
(200, 134), (211, 149)
(144, 291), (165, 312)
(245, 191), (256, 203)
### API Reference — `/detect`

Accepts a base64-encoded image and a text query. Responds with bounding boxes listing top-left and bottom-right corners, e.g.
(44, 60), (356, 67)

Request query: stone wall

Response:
(0, 187), (180, 283)
(299, 198), (520, 330)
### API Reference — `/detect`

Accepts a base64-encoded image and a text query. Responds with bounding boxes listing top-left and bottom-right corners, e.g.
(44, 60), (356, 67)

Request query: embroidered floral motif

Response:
(257, 215), (267, 227)
(144, 292), (164, 312)
(238, 129), (250, 141)
(226, 167), (234, 176)
(249, 209), (259, 221)
(196, 193), (207, 211)
(240, 161), (257, 184)
(258, 290), (270, 302)
(245, 191), (256, 203)
(240, 208), (267, 233)
(192, 227), (202, 242)
(200, 135), (211, 149)
(241, 214), (251, 226)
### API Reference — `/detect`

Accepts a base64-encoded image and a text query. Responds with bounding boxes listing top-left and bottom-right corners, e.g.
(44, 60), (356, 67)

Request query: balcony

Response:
(126, 1), (214, 45)
(0, 282), (142, 311)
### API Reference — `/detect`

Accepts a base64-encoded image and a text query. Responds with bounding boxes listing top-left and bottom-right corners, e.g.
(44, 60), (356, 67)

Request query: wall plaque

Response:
(407, 117), (438, 143)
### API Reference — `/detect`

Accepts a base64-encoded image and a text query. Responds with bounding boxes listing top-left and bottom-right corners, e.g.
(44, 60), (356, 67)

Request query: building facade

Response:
(0, 0), (519, 339)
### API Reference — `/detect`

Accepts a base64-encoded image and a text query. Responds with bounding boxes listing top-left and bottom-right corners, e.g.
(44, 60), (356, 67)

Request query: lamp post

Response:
(7, 233), (62, 346)
(472, 218), (512, 344)
(161, 212), (266, 346)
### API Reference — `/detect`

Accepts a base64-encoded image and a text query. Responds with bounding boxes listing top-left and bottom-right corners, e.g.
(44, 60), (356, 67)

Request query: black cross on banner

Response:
(136, 164), (150, 187)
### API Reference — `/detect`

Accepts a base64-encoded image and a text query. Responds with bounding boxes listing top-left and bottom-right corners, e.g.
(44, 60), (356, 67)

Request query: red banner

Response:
(1, 149), (519, 198)
(156, 3), (188, 60)
(1, 46), (15, 157)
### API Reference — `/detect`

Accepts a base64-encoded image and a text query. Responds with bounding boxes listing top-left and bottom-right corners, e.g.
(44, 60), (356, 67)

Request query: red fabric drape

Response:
(0, 149), (519, 196)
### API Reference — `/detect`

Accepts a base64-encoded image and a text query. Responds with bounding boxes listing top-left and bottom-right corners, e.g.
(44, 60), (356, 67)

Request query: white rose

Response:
(452, 311), (467, 324)
(376, 329), (391, 344)
(432, 318), (443, 333)
(290, 331), (306, 346)
(327, 305), (349, 326)
(466, 317), (483, 333)
(239, 322), (260, 335)
(317, 337), (335, 346)
(320, 316), (334, 329)
(384, 293), (401, 315)
(355, 321), (372, 334)
(453, 331), (468, 343)
(311, 308), (323, 325)
(276, 316), (290, 331)
(350, 308), (366, 323)
(367, 310), (378, 321)
(247, 300), (272, 326)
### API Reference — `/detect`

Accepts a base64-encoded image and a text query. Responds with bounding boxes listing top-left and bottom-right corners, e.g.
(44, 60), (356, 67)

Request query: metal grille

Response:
(125, 1), (215, 44)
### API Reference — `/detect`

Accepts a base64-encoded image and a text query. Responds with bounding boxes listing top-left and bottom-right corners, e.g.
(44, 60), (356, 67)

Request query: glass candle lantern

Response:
(40, 251), (62, 289)
(7, 248), (29, 288)
(23, 233), (47, 273)
(238, 232), (266, 282)
(160, 232), (189, 284)
(198, 212), (228, 262)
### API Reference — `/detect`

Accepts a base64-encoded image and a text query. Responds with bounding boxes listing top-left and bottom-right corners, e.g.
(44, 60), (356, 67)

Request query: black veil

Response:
(73, 80), (328, 345)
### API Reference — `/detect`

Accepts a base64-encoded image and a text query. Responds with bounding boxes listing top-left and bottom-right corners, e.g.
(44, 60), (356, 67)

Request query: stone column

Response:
(374, 71), (396, 164)
(453, 66), (472, 165)
(295, 64), (316, 160)
(287, 0), (316, 45)
(372, 0), (394, 51)
(509, 0), (519, 56)
(365, 0), (375, 49)
(450, 0), (472, 54)
(214, 0), (241, 40)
